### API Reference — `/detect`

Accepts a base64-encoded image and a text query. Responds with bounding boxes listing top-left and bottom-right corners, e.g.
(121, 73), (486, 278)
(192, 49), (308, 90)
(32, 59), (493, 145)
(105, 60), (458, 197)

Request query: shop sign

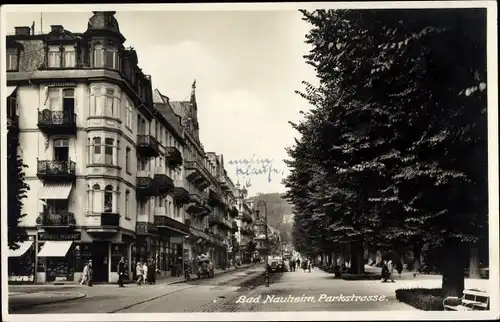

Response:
(38, 232), (81, 241)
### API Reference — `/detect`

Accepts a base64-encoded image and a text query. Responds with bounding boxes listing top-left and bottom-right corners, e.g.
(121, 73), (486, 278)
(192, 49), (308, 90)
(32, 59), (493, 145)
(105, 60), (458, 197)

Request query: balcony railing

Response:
(36, 212), (76, 227)
(208, 187), (222, 206)
(136, 170), (159, 198)
(154, 167), (175, 195)
(242, 212), (253, 223)
(165, 146), (183, 167)
(38, 110), (77, 135)
(136, 134), (160, 158)
(154, 215), (190, 234)
(37, 160), (76, 181)
(185, 160), (210, 189)
(173, 180), (190, 204)
(229, 206), (239, 218)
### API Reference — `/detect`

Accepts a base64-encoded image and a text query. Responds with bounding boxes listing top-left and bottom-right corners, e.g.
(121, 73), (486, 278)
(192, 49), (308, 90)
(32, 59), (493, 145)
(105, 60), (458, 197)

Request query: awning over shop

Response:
(7, 86), (18, 97)
(39, 183), (73, 200)
(37, 241), (73, 257)
(9, 240), (34, 257)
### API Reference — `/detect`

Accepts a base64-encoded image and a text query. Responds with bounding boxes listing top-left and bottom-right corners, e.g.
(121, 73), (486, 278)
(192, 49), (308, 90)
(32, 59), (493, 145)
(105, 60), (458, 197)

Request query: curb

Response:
(9, 292), (87, 311)
(168, 264), (258, 285)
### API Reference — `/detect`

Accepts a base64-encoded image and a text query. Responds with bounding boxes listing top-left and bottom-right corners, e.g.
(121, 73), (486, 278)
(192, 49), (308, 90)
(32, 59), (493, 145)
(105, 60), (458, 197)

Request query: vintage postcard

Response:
(1, 1), (498, 321)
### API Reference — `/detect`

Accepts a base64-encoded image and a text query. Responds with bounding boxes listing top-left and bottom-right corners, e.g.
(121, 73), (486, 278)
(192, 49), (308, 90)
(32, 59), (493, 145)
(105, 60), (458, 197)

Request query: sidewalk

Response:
(8, 263), (254, 310)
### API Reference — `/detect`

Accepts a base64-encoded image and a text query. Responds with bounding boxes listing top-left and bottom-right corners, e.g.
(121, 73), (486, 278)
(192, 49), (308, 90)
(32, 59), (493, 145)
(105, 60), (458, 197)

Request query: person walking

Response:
(208, 260), (215, 278)
(296, 258), (301, 270)
(136, 261), (144, 285)
(308, 260), (312, 273)
(117, 256), (126, 287)
(381, 260), (389, 282)
(143, 259), (150, 284)
(184, 258), (191, 280)
(87, 260), (93, 287)
(81, 260), (90, 285)
(387, 260), (395, 282)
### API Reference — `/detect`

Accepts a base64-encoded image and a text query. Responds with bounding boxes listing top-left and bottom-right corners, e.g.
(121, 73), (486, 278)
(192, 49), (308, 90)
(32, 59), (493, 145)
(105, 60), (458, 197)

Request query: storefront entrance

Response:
(91, 241), (109, 282)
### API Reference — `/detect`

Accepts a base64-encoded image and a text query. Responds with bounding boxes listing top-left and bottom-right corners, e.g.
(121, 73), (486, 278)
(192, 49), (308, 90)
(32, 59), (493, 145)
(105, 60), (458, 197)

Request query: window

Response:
(48, 47), (61, 68)
(63, 89), (75, 116)
(124, 99), (133, 129)
(93, 44), (104, 67)
(63, 48), (76, 68)
(104, 47), (119, 70)
(93, 137), (101, 163)
(49, 88), (61, 111)
(90, 87), (102, 115)
(53, 139), (69, 161)
(125, 147), (131, 172)
(91, 184), (102, 213)
(104, 138), (114, 164)
(6, 49), (18, 71)
(104, 185), (113, 213)
(125, 190), (130, 219)
(105, 89), (115, 116)
(155, 120), (159, 141)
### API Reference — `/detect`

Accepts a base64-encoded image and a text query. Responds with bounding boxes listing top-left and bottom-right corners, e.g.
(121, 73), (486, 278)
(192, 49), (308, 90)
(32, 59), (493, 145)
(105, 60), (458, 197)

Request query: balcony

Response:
(154, 167), (175, 196)
(242, 212), (253, 223)
(229, 206), (239, 218)
(185, 160), (210, 190)
(38, 110), (77, 136)
(218, 217), (232, 230)
(155, 206), (167, 217)
(207, 186), (222, 206)
(165, 146), (183, 167)
(231, 221), (238, 233)
(208, 215), (219, 227)
(186, 193), (206, 215)
(35, 212), (76, 229)
(37, 160), (76, 182)
(137, 134), (160, 158)
(173, 180), (190, 204)
(84, 212), (120, 234)
(184, 218), (192, 227)
(136, 170), (160, 198)
(154, 215), (190, 235)
(219, 176), (231, 191)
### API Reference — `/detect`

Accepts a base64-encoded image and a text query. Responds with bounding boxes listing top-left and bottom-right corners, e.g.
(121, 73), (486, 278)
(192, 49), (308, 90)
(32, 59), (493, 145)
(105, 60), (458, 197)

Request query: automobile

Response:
(268, 258), (285, 273)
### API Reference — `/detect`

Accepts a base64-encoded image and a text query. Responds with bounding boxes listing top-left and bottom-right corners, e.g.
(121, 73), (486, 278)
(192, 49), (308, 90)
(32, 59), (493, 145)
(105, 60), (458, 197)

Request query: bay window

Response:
(91, 184), (102, 213)
(88, 136), (118, 166)
(90, 87), (103, 115)
(6, 48), (19, 71)
(48, 47), (61, 68)
(88, 183), (119, 214)
(90, 87), (120, 118)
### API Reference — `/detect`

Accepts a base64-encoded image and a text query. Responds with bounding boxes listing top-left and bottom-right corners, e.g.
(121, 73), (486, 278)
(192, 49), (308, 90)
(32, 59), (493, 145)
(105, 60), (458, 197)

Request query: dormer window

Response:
(6, 48), (19, 71)
(93, 44), (105, 67)
(63, 46), (76, 68)
(48, 46), (61, 68)
(105, 47), (119, 70)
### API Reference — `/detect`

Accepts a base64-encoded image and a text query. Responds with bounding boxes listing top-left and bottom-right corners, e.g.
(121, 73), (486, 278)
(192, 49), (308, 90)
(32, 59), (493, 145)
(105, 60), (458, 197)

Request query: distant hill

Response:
(249, 193), (294, 243)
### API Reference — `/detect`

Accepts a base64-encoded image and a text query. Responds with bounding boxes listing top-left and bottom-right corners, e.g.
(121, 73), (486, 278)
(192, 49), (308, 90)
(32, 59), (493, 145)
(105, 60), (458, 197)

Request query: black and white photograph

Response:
(1, 2), (498, 321)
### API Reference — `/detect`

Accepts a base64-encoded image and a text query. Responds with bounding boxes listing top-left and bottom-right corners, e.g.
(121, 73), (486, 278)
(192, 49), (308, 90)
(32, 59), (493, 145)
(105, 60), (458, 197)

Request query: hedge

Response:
(395, 288), (458, 311)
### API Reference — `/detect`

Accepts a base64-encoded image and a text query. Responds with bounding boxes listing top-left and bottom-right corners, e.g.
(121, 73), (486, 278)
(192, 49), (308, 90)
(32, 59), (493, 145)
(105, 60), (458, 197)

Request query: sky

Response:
(5, 7), (318, 196)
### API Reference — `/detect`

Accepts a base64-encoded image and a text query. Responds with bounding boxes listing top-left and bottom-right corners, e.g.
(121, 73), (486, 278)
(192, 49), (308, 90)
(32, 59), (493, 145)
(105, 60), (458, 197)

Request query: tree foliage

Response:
(285, 8), (487, 296)
(7, 127), (30, 250)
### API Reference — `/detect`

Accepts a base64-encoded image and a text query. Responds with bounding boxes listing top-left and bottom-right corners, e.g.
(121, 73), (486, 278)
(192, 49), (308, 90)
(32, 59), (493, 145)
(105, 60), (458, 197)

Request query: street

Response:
(11, 264), (491, 313)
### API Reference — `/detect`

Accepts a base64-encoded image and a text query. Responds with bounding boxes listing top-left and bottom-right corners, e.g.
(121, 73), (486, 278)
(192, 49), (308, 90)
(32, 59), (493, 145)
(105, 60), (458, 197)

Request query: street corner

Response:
(9, 291), (86, 311)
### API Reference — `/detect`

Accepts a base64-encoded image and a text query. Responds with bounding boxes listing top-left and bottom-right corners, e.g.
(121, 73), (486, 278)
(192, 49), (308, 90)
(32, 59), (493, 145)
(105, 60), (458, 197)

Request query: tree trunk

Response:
(413, 246), (421, 272)
(441, 240), (465, 298)
(348, 242), (365, 274)
(469, 245), (481, 279)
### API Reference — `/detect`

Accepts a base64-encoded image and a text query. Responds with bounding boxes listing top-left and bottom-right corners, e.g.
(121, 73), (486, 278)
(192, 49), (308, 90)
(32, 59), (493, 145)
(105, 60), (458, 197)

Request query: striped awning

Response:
(9, 240), (34, 257)
(7, 86), (17, 97)
(37, 241), (73, 257)
(39, 183), (73, 200)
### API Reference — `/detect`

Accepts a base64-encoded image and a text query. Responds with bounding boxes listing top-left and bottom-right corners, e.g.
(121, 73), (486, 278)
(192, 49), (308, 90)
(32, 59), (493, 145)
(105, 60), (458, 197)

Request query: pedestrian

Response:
(308, 260), (312, 273)
(81, 261), (90, 285)
(184, 258), (191, 280)
(387, 260), (395, 282)
(296, 258), (301, 269)
(381, 260), (389, 282)
(396, 261), (403, 277)
(136, 261), (144, 285)
(143, 259), (150, 284)
(87, 260), (93, 287)
(117, 256), (126, 287)
(208, 260), (215, 278)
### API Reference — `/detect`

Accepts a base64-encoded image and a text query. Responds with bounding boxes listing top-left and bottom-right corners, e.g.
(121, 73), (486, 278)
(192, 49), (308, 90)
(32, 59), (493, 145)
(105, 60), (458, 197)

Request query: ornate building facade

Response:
(6, 11), (255, 284)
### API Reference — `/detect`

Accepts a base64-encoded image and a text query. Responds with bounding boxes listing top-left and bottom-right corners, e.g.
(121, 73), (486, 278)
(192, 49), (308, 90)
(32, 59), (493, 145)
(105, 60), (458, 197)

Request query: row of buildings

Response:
(6, 11), (260, 283)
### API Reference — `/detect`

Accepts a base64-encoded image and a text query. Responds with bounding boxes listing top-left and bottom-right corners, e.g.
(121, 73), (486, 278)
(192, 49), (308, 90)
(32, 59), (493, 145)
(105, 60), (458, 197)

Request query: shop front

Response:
(155, 216), (190, 277)
(36, 231), (80, 283)
(133, 222), (160, 279)
(8, 235), (36, 283)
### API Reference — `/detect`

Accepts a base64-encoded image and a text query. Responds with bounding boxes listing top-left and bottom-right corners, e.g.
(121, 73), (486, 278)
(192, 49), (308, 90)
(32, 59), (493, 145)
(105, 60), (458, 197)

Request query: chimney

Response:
(14, 26), (31, 36)
(50, 25), (64, 33)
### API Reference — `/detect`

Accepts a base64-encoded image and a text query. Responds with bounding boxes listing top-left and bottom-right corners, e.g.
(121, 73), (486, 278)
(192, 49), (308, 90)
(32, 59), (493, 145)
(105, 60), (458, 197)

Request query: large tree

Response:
(286, 8), (487, 297)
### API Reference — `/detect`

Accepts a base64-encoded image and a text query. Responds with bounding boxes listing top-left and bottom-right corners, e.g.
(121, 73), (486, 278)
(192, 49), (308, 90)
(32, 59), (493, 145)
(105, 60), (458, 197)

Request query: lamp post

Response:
(256, 200), (269, 287)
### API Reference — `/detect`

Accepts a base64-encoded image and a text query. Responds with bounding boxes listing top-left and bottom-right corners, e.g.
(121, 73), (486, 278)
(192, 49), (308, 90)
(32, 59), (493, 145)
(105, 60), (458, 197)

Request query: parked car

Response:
(268, 259), (285, 273)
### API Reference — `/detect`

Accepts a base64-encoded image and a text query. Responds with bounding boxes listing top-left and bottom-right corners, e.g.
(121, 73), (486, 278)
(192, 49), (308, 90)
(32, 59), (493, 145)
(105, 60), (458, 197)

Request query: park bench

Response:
(443, 289), (490, 311)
